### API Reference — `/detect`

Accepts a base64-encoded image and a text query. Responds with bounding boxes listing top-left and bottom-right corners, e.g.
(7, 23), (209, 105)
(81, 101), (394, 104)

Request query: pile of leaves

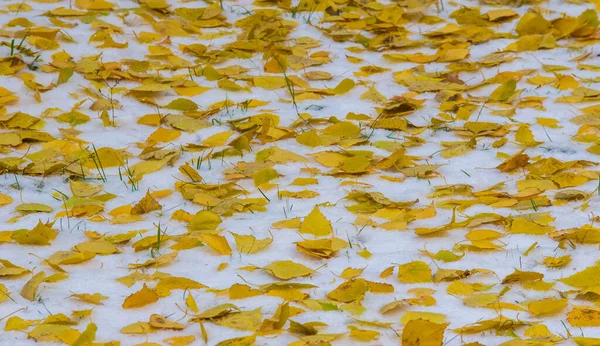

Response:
(2, 0), (600, 345)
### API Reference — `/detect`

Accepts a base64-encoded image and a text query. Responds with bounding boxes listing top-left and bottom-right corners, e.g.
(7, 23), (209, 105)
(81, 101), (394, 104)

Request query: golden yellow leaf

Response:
(489, 80), (517, 102)
(149, 314), (186, 330)
(188, 210), (222, 232)
(147, 127), (181, 143)
(398, 261), (432, 283)
(231, 232), (272, 254)
(527, 298), (568, 317)
(561, 264), (600, 288)
(70, 292), (108, 305)
(28, 324), (80, 344)
(0, 193), (14, 206)
(75, 0), (115, 10)
(401, 311), (447, 325)
(73, 239), (120, 255)
(326, 278), (368, 303)
(0, 259), (30, 277)
(121, 322), (153, 334)
(263, 260), (315, 280)
(402, 319), (448, 346)
(131, 190), (162, 215)
(122, 284), (159, 309)
(516, 12), (550, 36)
(185, 292), (199, 313)
(214, 309), (262, 331)
(299, 206), (333, 237)
(215, 336), (256, 346)
(0, 283), (10, 303)
(201, 132), (234, 147)
(200, 234), (232, 255)
(348, 326), (380, 342)
(71, 323), (97, 346)
(5, 316), (39, 331)
(568, 306), (600, 327)
(21, 271), (46, 301)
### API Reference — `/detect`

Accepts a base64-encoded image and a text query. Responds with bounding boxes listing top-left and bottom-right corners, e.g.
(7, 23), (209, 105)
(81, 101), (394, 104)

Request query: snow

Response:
(1, 0), (600, 345)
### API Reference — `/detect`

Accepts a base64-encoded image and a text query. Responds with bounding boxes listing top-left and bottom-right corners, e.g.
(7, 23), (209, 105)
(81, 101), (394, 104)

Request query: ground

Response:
(1, 0), (600, 345)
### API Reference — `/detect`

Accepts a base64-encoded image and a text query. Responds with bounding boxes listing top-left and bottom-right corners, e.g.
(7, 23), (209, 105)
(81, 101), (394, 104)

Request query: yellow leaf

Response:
(291, 178), (318, 186)
(120, 322), (153, 334)
(71, 323), (97, 346)
(214, 309), (262, 331)
(398, 261), (432, 283)
(575, 337), (600, 346)
(340, 267), (365, 280)
(340, 155), (371, 174)
(528, 298), (568, 317)
(131, 190), (162, 215)
(130, 84), (170, 92)
(326, 278), (368, 303)
(16, 203), (52, 213)
(215, 336), (256, 346)
(515, 126), (542, 146)
(401, 311), (447, 325)
(188, 210), (222, 232)
(295, 237), (349, 258)
(516, 12), (550, 36)
(12, 221), (58, 246)
(263, 260), (315, 280)
(174, 86), (210, 97)
(21, 271), (46, 301)
(0, 283), (10, 303)
(122, 284), (159, 309)
(304, 71), (333, 80)
(561, 264), (600, 288)
(128, 251), (178, 269)
(70, 292), (108, 305)
(543, 255), (571, 268)
(0, 259), (30, 277)
(201, 131), (234, 147)
(73, 239), (120, 255)
(218, 79), (250, 92)
(536, 117), (562, 128)
(489, 80), (517, 102)
(164, 335), (196, 346)
(271, 218), (301, 229)
(149, 314), (186, 330)
(5, 316), (39, 331)
(402, 319), (448, 346)
(147, 127), (181, 143)
(70, 181), (103, 197)
(255, 147), (308, 164)
(57, 68), (73, 85)
(200, 234), (232, 255)
(502, 269), (544, 284)
(195, 303), (239, 319)
(75, 0), (115, 10)
(509, 218), (552, 235)
(155, 276), (206, 295)
(568, 306), (600, 327)
(28, 324), (80, 344)
(56, 111), (90, 126)
(252, 167), (279, 186)
(185, 292), (199, 313)
(348, 326), (380, 342)
(165, 98), (198, 111)
(253, 76), (287, 90)
(332, 78), (355, 95)
(231, 232), (272, 254)
(299, 206), (333, 237)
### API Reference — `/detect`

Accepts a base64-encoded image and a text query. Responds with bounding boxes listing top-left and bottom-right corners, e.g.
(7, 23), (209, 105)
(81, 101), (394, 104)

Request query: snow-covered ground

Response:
(1, 0), (600, 345)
